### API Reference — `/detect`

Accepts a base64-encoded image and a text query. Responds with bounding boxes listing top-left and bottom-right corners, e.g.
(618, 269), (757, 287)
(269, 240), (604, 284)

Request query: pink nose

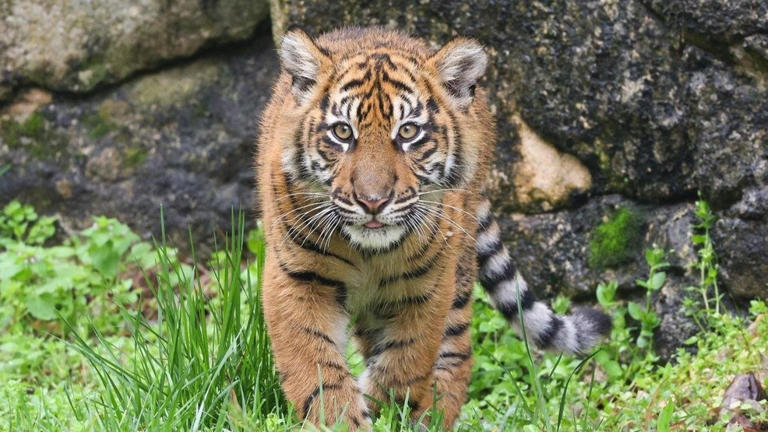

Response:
(354, 194), (390, 214)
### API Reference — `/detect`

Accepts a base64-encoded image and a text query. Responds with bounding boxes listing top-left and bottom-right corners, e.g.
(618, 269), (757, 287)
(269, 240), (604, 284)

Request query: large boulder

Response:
(270, 0), (768, 354)
(0, 34), (279, 255)
(0, 0), (269, 100)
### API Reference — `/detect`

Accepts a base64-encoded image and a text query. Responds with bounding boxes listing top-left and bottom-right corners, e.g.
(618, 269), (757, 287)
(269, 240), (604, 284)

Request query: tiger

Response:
(255, 26), (611, 430)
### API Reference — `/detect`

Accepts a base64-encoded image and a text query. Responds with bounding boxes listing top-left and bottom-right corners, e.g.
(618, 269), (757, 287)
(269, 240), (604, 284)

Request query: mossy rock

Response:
(588, 207), (645, 269)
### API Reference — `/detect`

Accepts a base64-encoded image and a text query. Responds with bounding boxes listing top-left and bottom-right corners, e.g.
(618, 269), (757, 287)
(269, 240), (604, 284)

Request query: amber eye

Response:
(398, 123), (419, 141)
(332, 123), (353, 141)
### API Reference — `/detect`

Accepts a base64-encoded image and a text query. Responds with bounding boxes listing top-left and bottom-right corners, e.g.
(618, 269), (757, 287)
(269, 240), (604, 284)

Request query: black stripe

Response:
(416, 144), (438, 161)
(444, 322), (470, 337)
(496, 289), (537, 321)
(477, 238), (503, 269)
(452, 289), (472, 309)
(335, 285), (347, 310)
(381, 71), (414, 93)
(427, 97), (440, 113)
(369, 338), (415, 358)
(477, 210), (493, 233)
(379, 251), (442, 286)
(371, 290), (434, 319)
(479, 258), (517, 295)
(319, 361), (346, 371)
(280, 263), (346, 290)
(302, 327), (336, 345)
(438, 350), (471, 361)
(341, 70), (371, 92)
(536, 316), (563, 348)
(303, 383), (342, 418)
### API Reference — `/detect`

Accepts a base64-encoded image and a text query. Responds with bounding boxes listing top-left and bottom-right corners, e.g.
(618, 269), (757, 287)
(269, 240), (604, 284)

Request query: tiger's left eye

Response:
(398, 123), (419, 140)
(332, 123), (353, 141)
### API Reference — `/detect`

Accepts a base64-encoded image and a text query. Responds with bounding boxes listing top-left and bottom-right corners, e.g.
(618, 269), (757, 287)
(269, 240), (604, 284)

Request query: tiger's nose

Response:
(354, 193), (391, 214)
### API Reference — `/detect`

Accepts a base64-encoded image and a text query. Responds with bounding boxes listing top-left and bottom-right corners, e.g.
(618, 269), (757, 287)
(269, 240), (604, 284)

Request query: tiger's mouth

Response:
(363, 219), (384, 229)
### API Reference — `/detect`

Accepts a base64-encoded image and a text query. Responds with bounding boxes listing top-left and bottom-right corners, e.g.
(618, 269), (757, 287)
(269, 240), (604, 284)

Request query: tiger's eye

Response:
(398, 123), (419, 140)
(333, 123), (353, 141)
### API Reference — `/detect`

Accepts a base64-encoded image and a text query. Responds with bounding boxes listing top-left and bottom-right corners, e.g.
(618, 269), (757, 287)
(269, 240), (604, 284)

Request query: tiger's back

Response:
(256, 27), (610, 430)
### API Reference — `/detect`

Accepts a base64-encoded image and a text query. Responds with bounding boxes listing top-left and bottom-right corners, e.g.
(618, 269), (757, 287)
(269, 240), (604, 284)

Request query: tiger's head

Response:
(277, 28), (491, 252)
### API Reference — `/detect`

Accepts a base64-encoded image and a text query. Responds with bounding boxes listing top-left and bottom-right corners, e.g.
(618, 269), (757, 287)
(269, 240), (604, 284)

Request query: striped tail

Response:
(475, 200), (611, 354)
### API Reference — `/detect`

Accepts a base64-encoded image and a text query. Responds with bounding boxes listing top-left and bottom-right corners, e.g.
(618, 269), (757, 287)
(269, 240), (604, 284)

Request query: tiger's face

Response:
(278, 29), (487, 251)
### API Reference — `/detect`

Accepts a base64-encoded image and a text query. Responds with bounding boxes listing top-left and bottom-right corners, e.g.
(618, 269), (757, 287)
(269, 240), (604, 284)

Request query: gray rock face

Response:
(0, 0), (269, 99)
(0, 35), (279, 255)
(269, 0), (768, 355)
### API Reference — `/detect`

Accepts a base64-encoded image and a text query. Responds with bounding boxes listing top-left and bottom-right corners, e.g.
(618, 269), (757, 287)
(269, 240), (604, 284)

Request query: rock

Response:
(719, 373), (767, 431)
(713, 218), (768, 299)
(0, 0), (269, 96)
(271, 0), (767, 205)
(711, 187), (768, 299)
(495, 116), (592, 213)
(271, 0), (768, 354)
(0, 34), (280, 257)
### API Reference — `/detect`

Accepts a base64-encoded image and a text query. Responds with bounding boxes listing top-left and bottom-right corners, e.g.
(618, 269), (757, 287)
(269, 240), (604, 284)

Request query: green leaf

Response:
(650, 272), (666, 291)
(26, 295), (57, 321)
(683, 336), (698, 345)
(657, 402), (674, 432)
(91, 241), (120, 279)
(596, 282), (616, 306)
(628, 302), (644, 320)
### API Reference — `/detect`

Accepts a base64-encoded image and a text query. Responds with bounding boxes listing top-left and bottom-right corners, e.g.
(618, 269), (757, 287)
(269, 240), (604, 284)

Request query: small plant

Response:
(629, 246), (667, 351)
(690, 197), (721, 316)
(0, 200), (56, 245)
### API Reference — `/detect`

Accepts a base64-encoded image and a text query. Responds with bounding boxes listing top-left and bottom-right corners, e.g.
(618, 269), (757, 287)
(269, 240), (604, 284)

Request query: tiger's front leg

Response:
(262, 260), (370, 430)
(355, 287), (452, 425)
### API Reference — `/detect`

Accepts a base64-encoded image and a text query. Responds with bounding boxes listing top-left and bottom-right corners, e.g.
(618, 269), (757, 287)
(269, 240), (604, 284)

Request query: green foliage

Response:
(630, 246), (668, 350)
(684, 197), (722, 326)
(66, 212), (291, 431)
(0, 201), (153, 331)
(588, 206), (644, 269)
(2, 202), (767, 432)
(0, 200), (56, 244)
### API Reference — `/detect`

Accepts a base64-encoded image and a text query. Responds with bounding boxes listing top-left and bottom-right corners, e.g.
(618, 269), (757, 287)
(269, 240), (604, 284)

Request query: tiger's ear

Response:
(279, 28), (330, 104)
(429, 38), (487, 110)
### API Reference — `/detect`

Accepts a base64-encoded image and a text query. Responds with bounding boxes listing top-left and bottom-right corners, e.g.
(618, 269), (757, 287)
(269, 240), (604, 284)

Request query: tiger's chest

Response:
(336, 248), (455, 318)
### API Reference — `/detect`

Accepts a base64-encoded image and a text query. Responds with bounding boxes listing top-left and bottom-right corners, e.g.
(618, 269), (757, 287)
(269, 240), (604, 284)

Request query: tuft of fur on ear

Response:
(279, 29), (330, 104)
(429, 38), (488, 110)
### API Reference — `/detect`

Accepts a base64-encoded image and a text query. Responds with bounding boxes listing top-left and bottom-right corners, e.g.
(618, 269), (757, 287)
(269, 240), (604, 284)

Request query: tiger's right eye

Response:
(332, 123), (353, 141)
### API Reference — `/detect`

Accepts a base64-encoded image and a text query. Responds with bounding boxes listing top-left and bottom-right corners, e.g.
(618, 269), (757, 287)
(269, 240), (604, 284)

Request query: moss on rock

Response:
(589, 206), (644, 269)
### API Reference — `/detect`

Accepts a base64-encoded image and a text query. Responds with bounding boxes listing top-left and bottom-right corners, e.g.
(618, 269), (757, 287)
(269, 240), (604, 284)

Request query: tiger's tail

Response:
(474, 200), (611, 354)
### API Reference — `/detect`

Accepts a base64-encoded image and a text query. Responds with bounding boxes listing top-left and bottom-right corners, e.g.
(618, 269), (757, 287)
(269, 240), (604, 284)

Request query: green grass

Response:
(1, 201), (766, 431)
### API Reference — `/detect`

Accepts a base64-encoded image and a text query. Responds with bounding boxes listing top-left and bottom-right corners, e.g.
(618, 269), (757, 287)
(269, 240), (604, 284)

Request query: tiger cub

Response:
(255, 27), (611, 430)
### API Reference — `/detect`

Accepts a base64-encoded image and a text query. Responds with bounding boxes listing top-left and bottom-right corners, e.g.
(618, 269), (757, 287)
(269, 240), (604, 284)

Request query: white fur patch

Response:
(435, 40), (488, 109)
(519, 302), (553, 341)
(482, 246), (510, 279)
(476, 222), (501, 253)
(342, 224), (407, 251)
(555, 317), (580, 353)
(280, 32), (319, 81)
(489, 276), (526, 307)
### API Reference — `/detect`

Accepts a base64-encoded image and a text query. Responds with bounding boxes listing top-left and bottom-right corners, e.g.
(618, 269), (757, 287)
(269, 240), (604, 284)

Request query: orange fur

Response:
(256, 27), (494, 429)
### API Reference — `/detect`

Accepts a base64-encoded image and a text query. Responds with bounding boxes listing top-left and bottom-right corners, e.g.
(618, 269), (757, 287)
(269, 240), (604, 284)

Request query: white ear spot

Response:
(279, 30), (327, 103)
(432, 39), (488, 110)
